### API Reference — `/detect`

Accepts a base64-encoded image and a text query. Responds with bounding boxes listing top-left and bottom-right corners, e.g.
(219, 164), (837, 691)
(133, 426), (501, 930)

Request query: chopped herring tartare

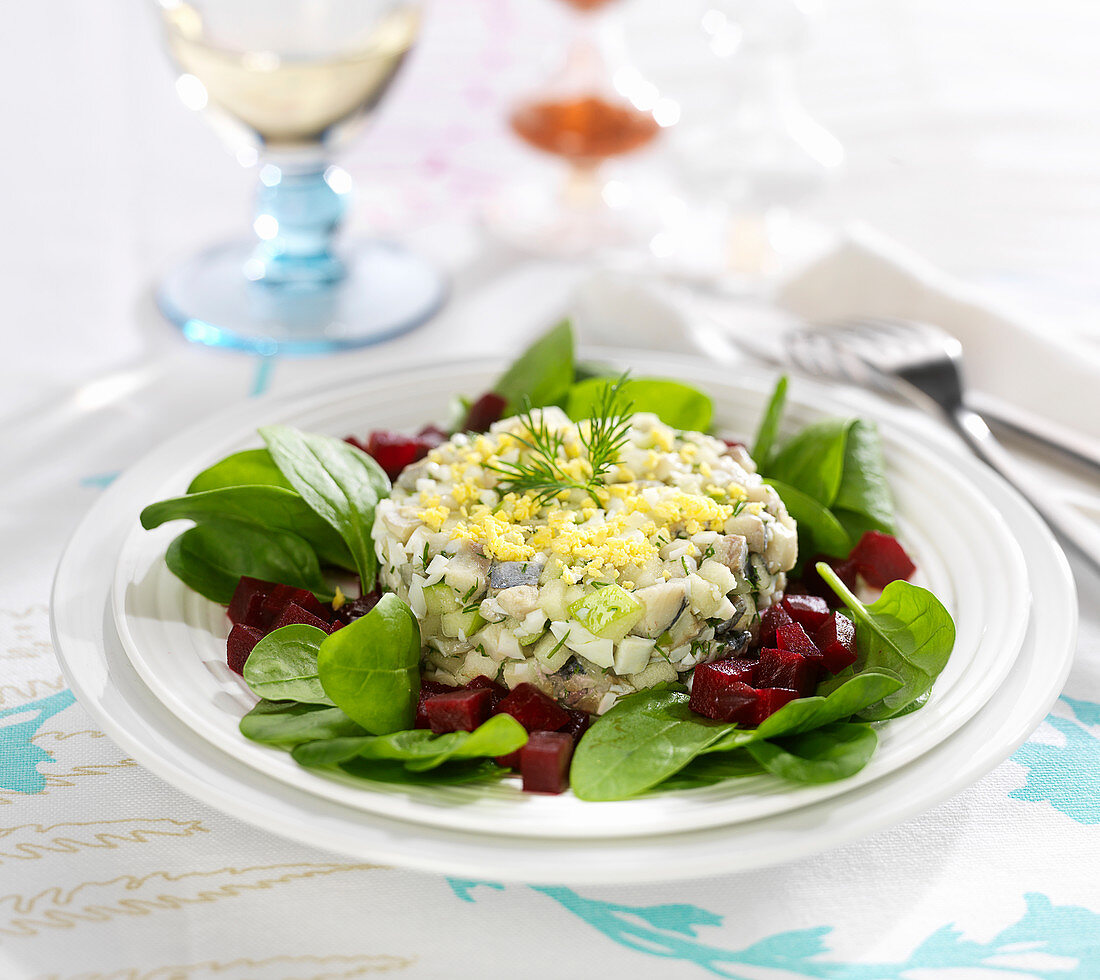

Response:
(374, 407), (797, 712)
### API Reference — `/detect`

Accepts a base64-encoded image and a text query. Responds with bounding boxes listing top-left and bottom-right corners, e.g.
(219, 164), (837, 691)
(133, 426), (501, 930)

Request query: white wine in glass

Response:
(156, 0), (446, 354)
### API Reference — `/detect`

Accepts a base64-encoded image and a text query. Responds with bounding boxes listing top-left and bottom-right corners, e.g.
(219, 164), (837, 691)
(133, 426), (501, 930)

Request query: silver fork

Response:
(785, 317), (1100, 575)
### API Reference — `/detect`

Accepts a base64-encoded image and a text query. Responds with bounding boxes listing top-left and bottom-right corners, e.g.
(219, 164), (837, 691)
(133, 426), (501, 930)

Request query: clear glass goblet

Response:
(155, 0), (446, 355)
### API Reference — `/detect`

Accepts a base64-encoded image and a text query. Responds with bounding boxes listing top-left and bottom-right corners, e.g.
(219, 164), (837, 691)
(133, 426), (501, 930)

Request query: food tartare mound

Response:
(373, 407), (797, 713)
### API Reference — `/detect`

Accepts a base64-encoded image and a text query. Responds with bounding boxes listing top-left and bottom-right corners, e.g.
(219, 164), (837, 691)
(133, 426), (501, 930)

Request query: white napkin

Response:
(575, 224), (1100, 446)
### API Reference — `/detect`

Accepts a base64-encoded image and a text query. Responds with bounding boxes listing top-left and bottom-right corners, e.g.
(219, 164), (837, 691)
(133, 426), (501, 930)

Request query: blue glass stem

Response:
(249, 162), (350, 285)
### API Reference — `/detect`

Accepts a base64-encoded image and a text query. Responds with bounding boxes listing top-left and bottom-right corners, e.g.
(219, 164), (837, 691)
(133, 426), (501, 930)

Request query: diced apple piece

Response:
(520, 732), (574, 794)
(532, 630), (572, 672)
(614, 635), (656, 675)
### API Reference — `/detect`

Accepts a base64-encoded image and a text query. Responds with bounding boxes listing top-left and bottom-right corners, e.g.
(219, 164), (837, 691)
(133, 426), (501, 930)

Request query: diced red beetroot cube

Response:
(228, 576), (276, 624)
(850, 531), (916, 588)
(343, 435), (367, 452)
(272, 602), (333, 633)
(775, 622), (821, 659)
(226, 624), (264, 675)
(814, 613), (859, 674)
(236, 591), (268, 630)
(782, 594), (831, 633)
(417, 424), (449, 447)
(798, 555), (860, 607)
(333, 592), (381, 625)
(758, 603), (794, 647)
(722, 439), (746, 451)
(754, 648), (818, 698)
(495, 749), (523, 769)
(424, 689), (492, 734)
(689, 658), (758, 721)
(260, 584), (328, 628)
(465, 675), (508, 708)
(752, 688), (800, 724)
(690, 677), (759, 724)
(464, 392), (507, 433)
(365, 430), (431, 481)
(561, 708), (593, 743)
(494, 683), (570, 733)
(414, 680), (460, 729)
(520, 731), (575, 794)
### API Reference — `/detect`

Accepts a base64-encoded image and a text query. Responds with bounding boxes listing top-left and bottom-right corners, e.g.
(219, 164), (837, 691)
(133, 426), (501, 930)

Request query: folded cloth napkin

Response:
(576, 223), (1100, 443)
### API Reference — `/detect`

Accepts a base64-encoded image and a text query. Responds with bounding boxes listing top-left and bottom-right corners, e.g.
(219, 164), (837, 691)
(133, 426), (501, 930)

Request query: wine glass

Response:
(483, 0), (678, 257)
(155, 0), (446, 355)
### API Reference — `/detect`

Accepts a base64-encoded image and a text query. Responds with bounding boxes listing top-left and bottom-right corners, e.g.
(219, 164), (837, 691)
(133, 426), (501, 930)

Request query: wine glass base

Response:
(157, 240), (448, 356)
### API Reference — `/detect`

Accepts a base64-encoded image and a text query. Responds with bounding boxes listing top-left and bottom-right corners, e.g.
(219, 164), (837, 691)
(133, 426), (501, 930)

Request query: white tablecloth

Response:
(3, 1), (1100, 976)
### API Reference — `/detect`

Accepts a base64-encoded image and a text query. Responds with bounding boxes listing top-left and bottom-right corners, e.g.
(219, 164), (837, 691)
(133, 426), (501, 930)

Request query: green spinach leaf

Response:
(765, 478), (852, 561)
(317, 593), (421, 735)
(494, 320), (575, 413)
(659, 751), (765, 790)
(746, 722), (877, 783)
(165, 522), (332, 604)
(339, 757), (506, 786)
(570, 686), (738, 801)
(567, 377), (713, 432)
(751, 375), (788, 468)
(187, 448), (292, 494)
(260, 425), (391, 590)
(768, 417), (855, 507)
(242, 624), (333, 704)
(141, 486), (354, 569)
(817, 562), (956, 720)
(239, 700), (365, 748)
(292, 714), (527, 772)
(833, 419), (895, 535)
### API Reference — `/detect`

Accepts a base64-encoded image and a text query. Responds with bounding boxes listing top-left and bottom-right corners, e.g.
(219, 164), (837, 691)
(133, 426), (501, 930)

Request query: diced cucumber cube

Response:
(533, 630), (572, 672)
(568, 584), (644, 642)
(423, 581), (459, 617)
(441, 608), (485, 640)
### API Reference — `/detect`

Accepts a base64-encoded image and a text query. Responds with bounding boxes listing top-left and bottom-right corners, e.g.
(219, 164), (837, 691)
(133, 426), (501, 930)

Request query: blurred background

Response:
(4, 0), (1099, 382)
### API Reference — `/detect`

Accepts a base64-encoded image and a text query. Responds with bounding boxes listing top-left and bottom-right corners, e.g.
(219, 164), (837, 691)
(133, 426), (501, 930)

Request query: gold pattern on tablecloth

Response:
(0, 818), (209, 863)
(0, 862), (383, 937)
(44, 952), (416, 980)
(0, 760), (139, 806)
(1, 606), (52, 660)
(0, 676), (65, 708)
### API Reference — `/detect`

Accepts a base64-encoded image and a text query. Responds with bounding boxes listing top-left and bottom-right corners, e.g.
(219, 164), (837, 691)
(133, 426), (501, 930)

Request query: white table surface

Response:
(2, 1), (1100, 977)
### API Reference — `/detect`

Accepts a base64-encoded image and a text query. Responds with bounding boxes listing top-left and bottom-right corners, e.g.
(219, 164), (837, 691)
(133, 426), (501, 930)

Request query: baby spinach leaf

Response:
(187, 448), (292, 494)
(339, 757), (506, 786)
(818, 562), (956, 721)
(165, 521), (332, 604)
(833, 419), (896, 535)
(745, 722), (877, 783)
(751, 375), (788, 468)
(141, 486), (354, 570)
(659, 751), (765, 790)
(567, 377), (714, 432)
(765, 478), (852, 561)
(292, 714), (527, 772)
(704, 671), (903, 753)
(260, 425), (391, 591)
(239, 700), (365, 748)
(242, 624), (333, 705)
(317, 593), (421, 735)
(570, 687), (738, 801)
(768, 417), (854, 507)
(494, 319), (575, 413)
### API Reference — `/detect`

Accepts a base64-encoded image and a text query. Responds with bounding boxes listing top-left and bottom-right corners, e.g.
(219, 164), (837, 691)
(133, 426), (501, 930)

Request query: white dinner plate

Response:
(51, 352), (1077, 882)
(104, 353), (1029, 839)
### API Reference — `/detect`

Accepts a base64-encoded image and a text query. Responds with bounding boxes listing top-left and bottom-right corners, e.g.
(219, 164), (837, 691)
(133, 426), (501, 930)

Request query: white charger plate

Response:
(51, 353), (1077, 883)
(105, 354), (1028, 839)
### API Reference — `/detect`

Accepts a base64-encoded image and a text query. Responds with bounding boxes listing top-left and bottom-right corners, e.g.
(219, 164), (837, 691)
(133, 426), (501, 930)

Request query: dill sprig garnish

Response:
(490, 374), (634, 506)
